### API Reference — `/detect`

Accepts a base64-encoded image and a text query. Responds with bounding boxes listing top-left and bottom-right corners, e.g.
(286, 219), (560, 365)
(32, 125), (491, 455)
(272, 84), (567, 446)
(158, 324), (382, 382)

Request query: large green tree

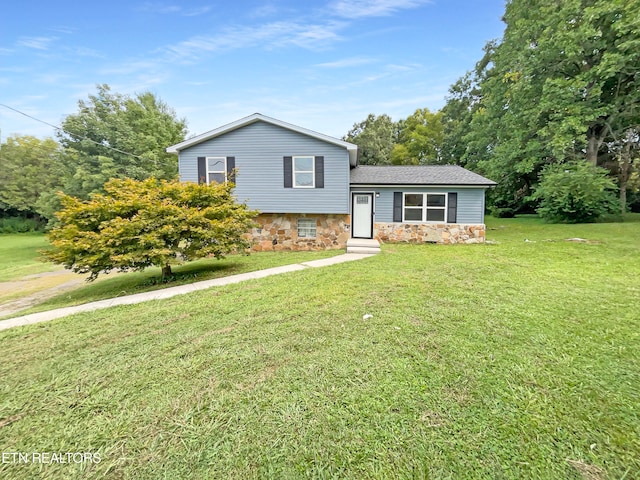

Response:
(58, 84), (188, 199)
(443, 0), (640, 212)
(440, 44), (495, 169)
(343, 114), (397, 165)
(0, 135), (65, 219)
(44, 178), (258, 280)
(392, 108), (444, 165)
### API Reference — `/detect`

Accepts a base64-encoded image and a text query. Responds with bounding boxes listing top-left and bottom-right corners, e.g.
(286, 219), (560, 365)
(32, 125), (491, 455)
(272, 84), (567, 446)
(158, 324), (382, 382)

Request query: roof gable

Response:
(167, 113), (358, 166)
(350, 165), (496, 186)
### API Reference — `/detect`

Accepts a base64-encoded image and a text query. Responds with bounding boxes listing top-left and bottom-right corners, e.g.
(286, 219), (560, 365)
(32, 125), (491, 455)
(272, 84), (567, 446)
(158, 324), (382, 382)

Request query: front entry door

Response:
(352, 193), (373, 239)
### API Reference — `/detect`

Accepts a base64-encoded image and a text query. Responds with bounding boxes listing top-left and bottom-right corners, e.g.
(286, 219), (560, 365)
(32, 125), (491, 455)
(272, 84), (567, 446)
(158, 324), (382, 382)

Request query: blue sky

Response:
(1, 0), (506, 141)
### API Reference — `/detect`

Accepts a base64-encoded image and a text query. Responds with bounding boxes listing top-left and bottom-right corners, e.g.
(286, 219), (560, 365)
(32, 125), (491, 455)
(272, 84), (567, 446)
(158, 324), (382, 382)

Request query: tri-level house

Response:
(166, 113), (496, 253)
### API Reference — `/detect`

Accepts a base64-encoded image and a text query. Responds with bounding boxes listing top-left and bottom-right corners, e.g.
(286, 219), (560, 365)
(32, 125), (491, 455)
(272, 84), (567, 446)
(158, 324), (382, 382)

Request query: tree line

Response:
(2, 0), (639, 224)
(345, 0), (640, 220)
(0, 84), (187, 225)
(0, 85), (257, 278)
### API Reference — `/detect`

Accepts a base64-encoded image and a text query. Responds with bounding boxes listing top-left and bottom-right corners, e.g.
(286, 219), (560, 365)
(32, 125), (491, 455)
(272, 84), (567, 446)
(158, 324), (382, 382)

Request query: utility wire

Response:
(0, 102), (150, 161)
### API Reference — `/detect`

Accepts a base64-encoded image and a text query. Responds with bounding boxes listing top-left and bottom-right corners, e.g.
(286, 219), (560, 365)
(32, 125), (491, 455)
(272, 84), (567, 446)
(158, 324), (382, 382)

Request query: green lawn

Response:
(1, 216), (639, 479)
(0, 234), (58, 281)
(6, 249), (342, 318)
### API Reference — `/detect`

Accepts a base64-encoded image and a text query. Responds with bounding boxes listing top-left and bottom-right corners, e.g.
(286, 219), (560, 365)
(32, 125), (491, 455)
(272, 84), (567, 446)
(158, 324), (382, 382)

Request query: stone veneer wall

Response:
(374, 222), (486, 244)
(246, 213), (351, 251)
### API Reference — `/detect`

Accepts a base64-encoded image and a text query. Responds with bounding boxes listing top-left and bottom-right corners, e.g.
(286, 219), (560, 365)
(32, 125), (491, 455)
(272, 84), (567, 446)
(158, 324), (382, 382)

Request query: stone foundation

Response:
(245, 213), (351, 251)
(374, 222), (486, 244)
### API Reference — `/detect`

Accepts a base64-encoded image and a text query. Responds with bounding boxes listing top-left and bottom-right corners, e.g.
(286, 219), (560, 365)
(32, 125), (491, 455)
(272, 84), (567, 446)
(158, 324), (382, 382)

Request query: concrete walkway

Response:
(0, 253), (375, 332)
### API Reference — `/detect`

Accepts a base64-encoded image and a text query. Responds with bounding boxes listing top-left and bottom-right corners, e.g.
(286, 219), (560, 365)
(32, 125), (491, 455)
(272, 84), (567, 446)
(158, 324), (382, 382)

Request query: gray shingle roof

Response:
(350, 165), (496, 186)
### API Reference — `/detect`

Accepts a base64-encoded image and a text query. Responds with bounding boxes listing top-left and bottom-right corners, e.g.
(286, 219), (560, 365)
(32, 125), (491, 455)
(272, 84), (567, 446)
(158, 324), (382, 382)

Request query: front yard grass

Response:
(0, 234), (58, 281)
(1, 249), (342, 319)
(0, 216), (638, 479)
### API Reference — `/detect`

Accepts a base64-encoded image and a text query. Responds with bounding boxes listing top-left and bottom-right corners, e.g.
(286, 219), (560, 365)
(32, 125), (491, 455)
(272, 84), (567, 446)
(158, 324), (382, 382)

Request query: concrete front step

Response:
(346, 238), (381, 254)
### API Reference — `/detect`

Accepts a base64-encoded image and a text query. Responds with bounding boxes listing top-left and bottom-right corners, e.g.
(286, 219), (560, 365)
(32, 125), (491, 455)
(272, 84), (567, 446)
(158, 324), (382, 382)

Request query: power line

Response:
(0, 102), (149, 161)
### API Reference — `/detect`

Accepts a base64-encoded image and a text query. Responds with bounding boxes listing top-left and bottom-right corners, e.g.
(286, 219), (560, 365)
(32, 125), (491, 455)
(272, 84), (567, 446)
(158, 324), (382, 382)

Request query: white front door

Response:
(352, 193), (373, 238)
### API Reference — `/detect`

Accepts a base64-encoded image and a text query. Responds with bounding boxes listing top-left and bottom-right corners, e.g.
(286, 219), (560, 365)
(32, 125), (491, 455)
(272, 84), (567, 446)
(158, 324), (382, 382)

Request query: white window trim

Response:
(292, 156), (315, 188)
(297, 218), (317, 238)
(206, 156), (227, 184)
(403, 192), (448, 223)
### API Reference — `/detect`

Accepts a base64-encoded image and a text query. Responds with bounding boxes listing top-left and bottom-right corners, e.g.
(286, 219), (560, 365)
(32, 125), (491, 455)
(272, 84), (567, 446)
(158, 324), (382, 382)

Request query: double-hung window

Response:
(207, 157), (227, 184)
(293, 156), (315, 188)
(403, 193), (447, 222)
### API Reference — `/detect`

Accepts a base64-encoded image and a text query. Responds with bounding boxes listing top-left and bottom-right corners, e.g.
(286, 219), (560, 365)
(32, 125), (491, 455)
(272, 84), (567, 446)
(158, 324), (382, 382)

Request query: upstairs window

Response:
(283, 156), (324, 189)
(293, 156), (314, 188)
(207, 157), (227, 184)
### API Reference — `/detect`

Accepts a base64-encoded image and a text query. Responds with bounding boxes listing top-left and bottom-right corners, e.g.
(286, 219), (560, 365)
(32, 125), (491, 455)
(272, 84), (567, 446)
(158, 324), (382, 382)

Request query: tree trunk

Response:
(586, 125), (608, 166)
(619, 140), (631, 215)
(620, 185), (627, 215)
(162, 264), (172, 280)
(586, 134), (599, 166)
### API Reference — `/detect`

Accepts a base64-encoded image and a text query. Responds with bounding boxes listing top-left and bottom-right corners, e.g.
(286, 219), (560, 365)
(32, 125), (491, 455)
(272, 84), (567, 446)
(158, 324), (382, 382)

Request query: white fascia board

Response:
(350, 184), (495, 189)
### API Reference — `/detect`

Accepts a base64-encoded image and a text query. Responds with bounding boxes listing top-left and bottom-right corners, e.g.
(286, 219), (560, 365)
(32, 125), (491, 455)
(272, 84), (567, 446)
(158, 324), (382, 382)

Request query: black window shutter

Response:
(393, 192), (403, 222)
(283, 156), (293, 188)
(447, 192), (458, 223)
(197, 157), (206, 184)
(226, 156), (236, 182)
(315, 156), (324, 188)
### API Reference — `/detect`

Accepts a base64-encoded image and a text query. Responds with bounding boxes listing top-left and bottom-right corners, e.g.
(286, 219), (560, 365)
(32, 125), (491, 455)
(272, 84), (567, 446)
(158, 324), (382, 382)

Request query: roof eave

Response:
(166, 113), (359, 158)
(350, 182), (497, 188)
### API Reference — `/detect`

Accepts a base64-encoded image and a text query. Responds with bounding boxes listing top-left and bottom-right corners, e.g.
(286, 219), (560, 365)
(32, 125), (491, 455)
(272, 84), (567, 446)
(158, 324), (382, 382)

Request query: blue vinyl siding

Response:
(350, 186), (487, 224)
(178, 121), (350, 214)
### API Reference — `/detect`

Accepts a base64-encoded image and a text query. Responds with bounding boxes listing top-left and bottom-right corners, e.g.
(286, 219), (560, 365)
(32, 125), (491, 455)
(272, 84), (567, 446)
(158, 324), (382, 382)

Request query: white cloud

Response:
(386, 62), (422, 72)
(250, 3), (279, 18)
(49, 26), (74, 35)
(16, 36), (58, 50)
(182, 6), (213, 16)
(137, 3), (211, 16)
(138, 3), (181, 14)
(100, 60), (161, 75)
(314, 56), (376, 68)
(163, 20), (347, 61)
(36, 73), (71, 85)
(329, 0), (431, 18)
(67, 46), (103, 58)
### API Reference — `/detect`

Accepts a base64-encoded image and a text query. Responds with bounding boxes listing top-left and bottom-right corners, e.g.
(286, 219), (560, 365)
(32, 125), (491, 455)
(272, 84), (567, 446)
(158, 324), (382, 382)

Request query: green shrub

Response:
(489, 206), (517, 218)
(533, 161), (618, 223)
(44, 177), (258, 280)
(0, 217), (44, 233)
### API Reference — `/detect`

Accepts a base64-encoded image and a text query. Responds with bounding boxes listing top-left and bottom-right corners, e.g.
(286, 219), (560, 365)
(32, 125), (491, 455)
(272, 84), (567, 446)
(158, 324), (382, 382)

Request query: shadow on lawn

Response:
(28, 259), (239, 310)
(151, 260), (237, 284)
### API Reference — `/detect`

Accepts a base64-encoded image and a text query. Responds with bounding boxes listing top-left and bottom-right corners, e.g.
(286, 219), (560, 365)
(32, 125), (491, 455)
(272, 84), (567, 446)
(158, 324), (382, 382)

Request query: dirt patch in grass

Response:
(0, 413), (25, 429)
(0, 270), (86, 317)
(566, 459), (606, 480)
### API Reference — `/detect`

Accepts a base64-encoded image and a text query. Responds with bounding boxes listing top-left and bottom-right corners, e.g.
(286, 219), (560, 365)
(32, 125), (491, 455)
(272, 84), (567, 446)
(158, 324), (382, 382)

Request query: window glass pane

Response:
(427, 194), (446, 207)
(404, 208), (423, 221)
(426, 209), (445, 221)
(294, 156), (313, 171)
(208, 158), (225, 171)
(295, 173), (314, 187)
(404, 194), (423, 207)
(298, 219), (316, 238)
(209, 172), (225, 184)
